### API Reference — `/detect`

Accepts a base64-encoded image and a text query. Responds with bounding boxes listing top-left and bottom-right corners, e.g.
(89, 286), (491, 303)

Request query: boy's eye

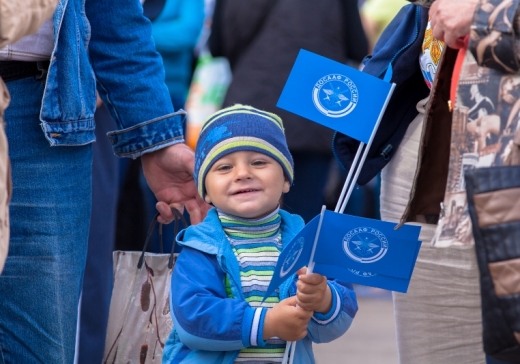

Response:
(216, 164), (232, 171)
(252, 160), (266, 166)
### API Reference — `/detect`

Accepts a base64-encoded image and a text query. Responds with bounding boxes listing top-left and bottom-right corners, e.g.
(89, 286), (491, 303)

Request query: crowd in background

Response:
(1, 0), (518, 363)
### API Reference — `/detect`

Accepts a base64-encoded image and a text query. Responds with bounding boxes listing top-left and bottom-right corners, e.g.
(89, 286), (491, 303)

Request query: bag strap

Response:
(137, 207), (188, 269)
(449, 36), (469, 112)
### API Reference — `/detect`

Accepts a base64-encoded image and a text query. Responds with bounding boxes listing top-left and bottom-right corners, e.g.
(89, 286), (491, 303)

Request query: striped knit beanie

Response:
(194, 104), (294, 198)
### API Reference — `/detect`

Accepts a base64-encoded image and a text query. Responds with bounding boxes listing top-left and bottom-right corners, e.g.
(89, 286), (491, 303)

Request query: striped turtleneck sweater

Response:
(217, 207), (286, 363)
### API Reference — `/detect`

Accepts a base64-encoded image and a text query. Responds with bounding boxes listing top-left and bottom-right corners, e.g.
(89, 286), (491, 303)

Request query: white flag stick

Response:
(338, 83), (396, 214)
(284, 206), (327, 364)
(334, 143), (365, 213)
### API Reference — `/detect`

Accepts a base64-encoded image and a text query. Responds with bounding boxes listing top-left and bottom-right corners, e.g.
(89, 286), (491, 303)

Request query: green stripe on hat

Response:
(201, 105), (285, 134)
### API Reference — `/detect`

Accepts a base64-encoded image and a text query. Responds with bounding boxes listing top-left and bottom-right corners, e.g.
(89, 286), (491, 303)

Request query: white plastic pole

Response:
(285, 206), (326, 364)
(338, 83), (396, 213)
(334, 143), (365, 213)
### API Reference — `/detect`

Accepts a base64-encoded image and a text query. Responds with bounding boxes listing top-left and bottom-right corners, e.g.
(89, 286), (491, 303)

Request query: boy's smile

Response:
(204, 151), (290, 219)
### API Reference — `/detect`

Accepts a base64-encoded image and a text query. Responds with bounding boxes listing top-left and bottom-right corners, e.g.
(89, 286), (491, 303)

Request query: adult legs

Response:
(380, 98), (484, 364)
(0, 77), (92, 363)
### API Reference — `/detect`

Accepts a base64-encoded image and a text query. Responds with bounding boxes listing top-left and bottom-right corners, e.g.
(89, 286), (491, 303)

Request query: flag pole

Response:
(338, 83), (396, 214)
(334, 143), (365, 213)
(283, 205), (327, 364)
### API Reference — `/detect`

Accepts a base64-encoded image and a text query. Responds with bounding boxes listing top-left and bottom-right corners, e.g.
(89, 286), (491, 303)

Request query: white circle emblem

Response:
(343, 227), (388, 264)
(312, 74), (359, 118)
(280, 237), (305, 278)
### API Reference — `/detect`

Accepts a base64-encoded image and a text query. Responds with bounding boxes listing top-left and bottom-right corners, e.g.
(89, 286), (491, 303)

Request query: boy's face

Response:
(204, 150), (290, 219)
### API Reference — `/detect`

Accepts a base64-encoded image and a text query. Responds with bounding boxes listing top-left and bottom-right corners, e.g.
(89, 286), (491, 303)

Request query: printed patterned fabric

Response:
(218, 208), (286, 363)
(469, 0), (520, 74)
(419, 20), (444, 89)
(433, 48), (520, 247)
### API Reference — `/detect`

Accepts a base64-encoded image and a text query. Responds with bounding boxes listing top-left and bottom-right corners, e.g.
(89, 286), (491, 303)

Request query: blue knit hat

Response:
(194, 104), (294, 198)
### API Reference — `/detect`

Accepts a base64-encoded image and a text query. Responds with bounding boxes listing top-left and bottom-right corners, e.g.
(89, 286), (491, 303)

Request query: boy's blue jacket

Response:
(333, 4), (430, 185)
(163, 208), (358, 364)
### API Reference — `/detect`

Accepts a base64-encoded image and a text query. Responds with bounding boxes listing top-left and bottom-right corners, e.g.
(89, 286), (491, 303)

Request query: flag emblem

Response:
(312, 74), (358, 118)
(343, 227), (389, 263)
(280, 237), (305, 278)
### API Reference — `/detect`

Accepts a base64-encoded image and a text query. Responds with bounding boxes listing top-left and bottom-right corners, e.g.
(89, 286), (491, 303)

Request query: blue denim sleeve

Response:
(85, 0), (185, 158)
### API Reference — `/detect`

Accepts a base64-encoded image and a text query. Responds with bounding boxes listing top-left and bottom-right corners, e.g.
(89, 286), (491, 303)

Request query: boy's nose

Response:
(234, 163), (252, 180)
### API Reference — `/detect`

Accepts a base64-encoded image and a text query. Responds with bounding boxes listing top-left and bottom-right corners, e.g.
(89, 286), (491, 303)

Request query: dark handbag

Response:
(465, 165), (520, 362)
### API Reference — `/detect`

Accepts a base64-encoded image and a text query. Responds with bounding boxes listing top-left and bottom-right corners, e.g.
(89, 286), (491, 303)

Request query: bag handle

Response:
(449, 36), (469, 112)
(137, 207), (188, 270)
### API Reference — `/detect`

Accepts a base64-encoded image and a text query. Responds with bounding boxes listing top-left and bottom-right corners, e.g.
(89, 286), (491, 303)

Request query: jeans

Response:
(0, 77), (92, 363)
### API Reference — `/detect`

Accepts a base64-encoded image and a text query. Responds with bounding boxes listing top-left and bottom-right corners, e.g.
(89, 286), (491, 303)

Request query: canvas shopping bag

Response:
(103, 209), (186, 364)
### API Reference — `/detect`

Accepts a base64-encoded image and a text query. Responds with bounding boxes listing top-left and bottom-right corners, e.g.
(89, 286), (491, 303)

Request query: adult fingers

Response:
(156, 201), (177, 224)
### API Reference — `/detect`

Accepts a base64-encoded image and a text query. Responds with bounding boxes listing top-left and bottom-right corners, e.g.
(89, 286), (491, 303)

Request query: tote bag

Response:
(103, 209), (186, 364)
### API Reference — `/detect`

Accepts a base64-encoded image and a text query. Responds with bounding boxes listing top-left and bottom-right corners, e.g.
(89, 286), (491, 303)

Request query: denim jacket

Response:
(43, 0), (185, 158)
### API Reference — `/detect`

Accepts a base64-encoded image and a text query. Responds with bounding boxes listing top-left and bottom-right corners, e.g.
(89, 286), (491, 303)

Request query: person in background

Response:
(0, 0), (58, 274)
(360, 0), (408, 51)
(0, 0), (208, 362)
(209, 0), (368, 223)
(77, 1), (205, 362)
(335, 0), (519, 363)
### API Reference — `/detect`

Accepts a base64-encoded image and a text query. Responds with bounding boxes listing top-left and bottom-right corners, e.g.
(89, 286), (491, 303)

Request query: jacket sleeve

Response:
(171, 247), (269, 351)
(306, 280), (358, 344)
(85, 0), (185, 158)
(151, 0), (205, 53)
(0, 0), (57, 48)
(469, 0), (520, 73)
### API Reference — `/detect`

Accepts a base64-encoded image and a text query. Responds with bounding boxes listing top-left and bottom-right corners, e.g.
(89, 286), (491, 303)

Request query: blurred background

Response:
(77, 0), (408, 362)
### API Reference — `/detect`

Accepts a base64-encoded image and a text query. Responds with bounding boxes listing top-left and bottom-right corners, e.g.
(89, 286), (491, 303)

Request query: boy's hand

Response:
(263, 296), (313, 341)
(295, 267), (332, 314)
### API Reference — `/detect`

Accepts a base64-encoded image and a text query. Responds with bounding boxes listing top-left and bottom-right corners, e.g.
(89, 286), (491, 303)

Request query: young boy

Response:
(163, 105), (358, 363)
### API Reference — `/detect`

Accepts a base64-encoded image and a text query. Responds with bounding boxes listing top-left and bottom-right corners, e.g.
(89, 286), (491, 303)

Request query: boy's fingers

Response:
(298, 273), (327, 285)
(283, 296), (298, 306)
(296, 267), (307, 276)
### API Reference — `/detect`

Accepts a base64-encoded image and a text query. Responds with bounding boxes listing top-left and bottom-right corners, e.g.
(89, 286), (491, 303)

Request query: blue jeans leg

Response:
(0, 77), (92, 364)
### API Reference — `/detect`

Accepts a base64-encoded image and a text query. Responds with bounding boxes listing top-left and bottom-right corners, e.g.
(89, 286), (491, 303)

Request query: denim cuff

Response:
(312, 282), (341, 325)
(107, 110), (186, 159)
(469, 0), (520, 73)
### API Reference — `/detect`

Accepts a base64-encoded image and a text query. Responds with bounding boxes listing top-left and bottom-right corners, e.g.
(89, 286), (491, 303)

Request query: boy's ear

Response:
(204, 194), (212, 204)
(282, 179), (290, 193)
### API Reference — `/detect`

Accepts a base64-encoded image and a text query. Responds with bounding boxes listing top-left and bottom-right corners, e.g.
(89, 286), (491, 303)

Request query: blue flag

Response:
(277, 49), (394, 143)
(264, 211), (422, 298)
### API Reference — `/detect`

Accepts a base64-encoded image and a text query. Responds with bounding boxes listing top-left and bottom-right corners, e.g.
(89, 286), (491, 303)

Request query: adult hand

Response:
(429, 0), (479, 49)
(295, 267), (332, 314)
(141, 143), (210, 225)
(263, 296), (313, 341)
